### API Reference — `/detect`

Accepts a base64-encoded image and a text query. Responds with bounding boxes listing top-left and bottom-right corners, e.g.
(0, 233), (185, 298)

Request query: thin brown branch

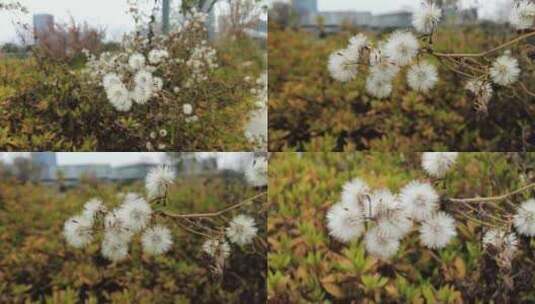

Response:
(159, 192), (267, 219)
(432, 30), (535, 58)
(449, 182), (535, 204)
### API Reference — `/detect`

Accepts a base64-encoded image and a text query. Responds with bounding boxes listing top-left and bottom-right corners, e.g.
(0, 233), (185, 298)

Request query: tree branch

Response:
(449, 182), (535, 204)
(432, 30), (535, 58)
(158, 191), (267, 218)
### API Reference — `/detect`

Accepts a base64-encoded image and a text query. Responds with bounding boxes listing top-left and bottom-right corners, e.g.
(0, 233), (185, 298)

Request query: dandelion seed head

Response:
(514, 198), (535, 236)
(419, 212), (457, 249)
(412, 2), (442, 34)
(226, 214), (258, 246)
(145, 165), (176, 199)
(490, 53), (520, 86)
(326, 201), (365, 243)
(407, 61), (439, 93)
(421, 152), (458, 178)
(142, 225), (173, 255)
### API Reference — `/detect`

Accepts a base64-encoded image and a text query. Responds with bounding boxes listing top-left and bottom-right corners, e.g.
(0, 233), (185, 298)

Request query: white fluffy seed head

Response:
(366, 188), (399, 219)
(509, 0), (535, 30)
(412, 2), (442, 34)
(399, 181), (440, 222)
(364, 227), (400, 260)
(375, 214), (413, 240)
(421, 152), (458, 178)
(106, 83), (132, 112)
(465, 79), (494, 111)
(514, 198), (535, 236)
(82, 198), (106, 220)
(384, 31), (419, 66)
(341, 177), (370, 207)
(407, 61), (439, 93)
(118, 195), (152, 233)
(183, 103), (193, 115)
(102, 73), (122, 89)
(101, 233), (129, 262)
(490, 53), (520, 86)
(326, 201), (365, 243)
(128, 53), (146, 70)
(419, 212), (457, 249)
(63, 215), (94, 248)
(142, 225), (173, 255)
(328, 47), (360, 82)
(483, 229), (518, 254)
(328, 33), (368, 82)
(145, 165), (176, 199)
(203, 239), (231, 258)
(226, 214), (258, 246)
(245, 156), (268, 187)
(366, 73), (393, 99)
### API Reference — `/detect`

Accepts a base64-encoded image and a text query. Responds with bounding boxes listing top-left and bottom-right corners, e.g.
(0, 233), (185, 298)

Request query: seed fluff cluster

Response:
(326, 172), (456, 260)
(327, 1), (526, 107)
(202, 214), (258, 261)
(421, 152), (458, 178)
(64, 194), (172, 262)
(145, 165), (176, 199)
(83, 11), (218, 117)
(328, 27), (441, 99)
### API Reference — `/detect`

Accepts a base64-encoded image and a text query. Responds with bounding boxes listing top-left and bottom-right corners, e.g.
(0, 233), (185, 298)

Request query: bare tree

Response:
(12, 157), (40, 183)
(269, 2), (292, 29)
(219, 0), (263, 38)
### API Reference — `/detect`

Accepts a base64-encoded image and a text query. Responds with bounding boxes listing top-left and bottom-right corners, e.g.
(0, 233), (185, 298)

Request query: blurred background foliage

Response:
(268, 23), (535, 152)
(0, 171), (266, 303)
(268, 152), (535, 303)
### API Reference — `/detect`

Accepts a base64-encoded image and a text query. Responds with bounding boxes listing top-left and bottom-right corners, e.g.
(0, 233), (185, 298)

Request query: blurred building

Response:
(33, 14), (54, 37)
(291, 0), (318, 16)
(371, 11), (412, 28)
(301, 11), (373, 27)
(26, 153), (217, 186)
(291, 0), (479, 34)
(30, 152), (57, 180)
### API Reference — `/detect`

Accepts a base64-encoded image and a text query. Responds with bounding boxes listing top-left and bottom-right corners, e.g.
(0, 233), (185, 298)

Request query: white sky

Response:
(0, 0), (266, 44)
(0, 152), (249, 168)
(0, 0), (136, 43)
(271, 0), (511, 19)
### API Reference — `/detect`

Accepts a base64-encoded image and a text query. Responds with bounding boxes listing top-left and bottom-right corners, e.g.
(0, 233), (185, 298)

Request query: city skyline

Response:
(0, 0), (245, 44)
(274, 0), (511, 20)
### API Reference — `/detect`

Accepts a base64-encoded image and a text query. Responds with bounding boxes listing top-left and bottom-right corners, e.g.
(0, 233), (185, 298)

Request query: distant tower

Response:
(162, 0), (171, 34)
(291, 0), (318, 16)
(30, 152), (57, 180)
(201, 1), (217, 39)
(33, 14), (54, 43)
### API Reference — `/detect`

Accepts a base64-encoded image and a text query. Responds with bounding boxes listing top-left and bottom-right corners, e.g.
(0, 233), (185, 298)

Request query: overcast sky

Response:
(0, 152), (250, 170)
(0, 0), (135, 43)
(272, 0), (511, 19)
(0, 0), (267, 44)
